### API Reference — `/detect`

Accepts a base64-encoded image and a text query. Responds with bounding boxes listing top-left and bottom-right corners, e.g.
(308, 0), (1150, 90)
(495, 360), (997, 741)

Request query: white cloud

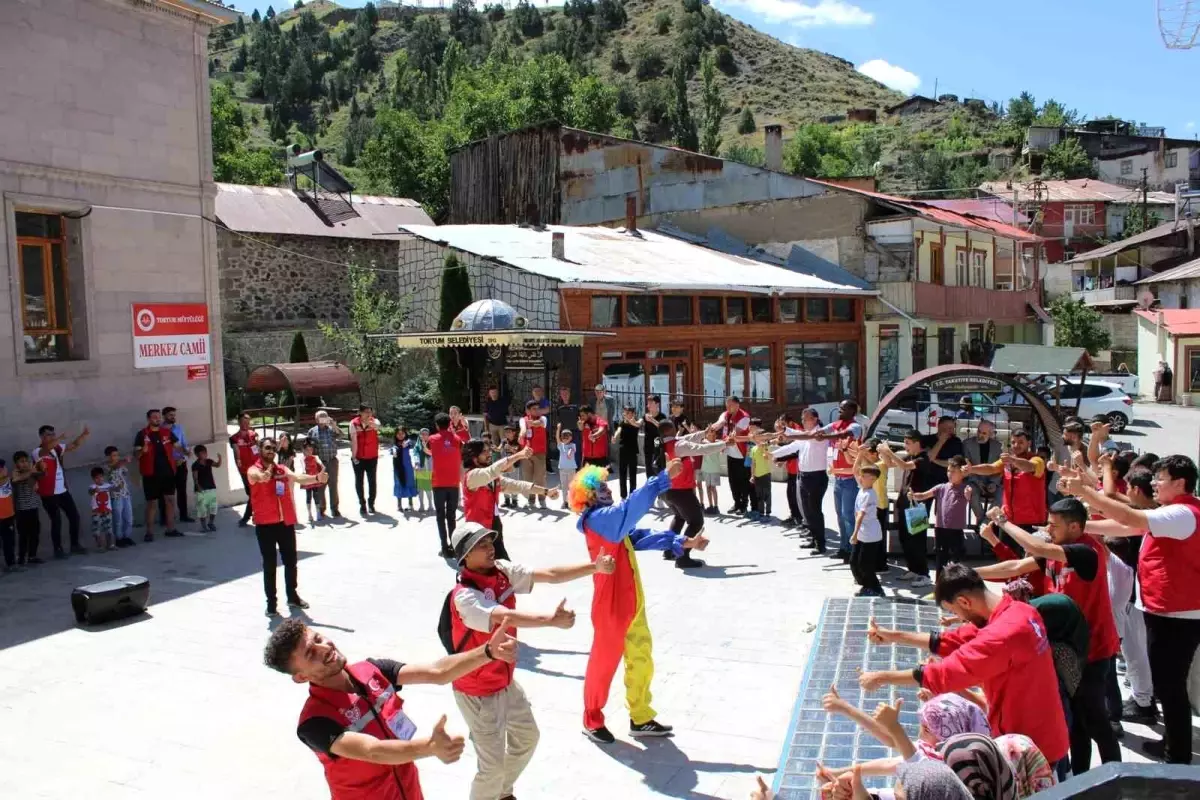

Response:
(856, 59), (921, 94)
(715, 0), (874, 27)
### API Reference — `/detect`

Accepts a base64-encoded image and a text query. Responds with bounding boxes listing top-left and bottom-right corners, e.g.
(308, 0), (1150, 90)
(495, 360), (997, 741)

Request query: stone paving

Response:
(0, 453), (1183, 800)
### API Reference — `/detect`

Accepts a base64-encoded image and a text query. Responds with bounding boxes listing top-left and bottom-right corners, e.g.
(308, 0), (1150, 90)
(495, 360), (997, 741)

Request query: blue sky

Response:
(232, 0), (1200, 137)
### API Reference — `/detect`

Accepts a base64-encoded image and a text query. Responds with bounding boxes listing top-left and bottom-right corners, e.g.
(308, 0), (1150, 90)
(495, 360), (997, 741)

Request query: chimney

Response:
(764, 124), (783, 171)
(551, 231), (565, 260)
(624, 195), (639, 235)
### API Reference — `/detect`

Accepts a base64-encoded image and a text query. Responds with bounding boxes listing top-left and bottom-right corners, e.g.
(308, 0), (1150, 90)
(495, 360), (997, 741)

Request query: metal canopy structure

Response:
(245, 361), (360, 396)
(372, 299), (614, 349)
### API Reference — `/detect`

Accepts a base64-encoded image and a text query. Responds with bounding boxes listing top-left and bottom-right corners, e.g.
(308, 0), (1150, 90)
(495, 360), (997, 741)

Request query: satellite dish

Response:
(1158, 0), (1200, 48)
(1138, 288), (1156, 309)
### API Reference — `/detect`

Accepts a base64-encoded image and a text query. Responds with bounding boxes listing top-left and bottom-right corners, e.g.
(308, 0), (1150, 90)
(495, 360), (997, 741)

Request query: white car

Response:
(1030, 380), (1136, 432)
(874, 385), (1014, 443)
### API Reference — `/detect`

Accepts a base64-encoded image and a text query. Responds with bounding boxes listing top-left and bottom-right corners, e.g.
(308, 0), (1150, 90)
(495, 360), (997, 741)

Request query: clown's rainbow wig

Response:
(568, 464), (610, 514)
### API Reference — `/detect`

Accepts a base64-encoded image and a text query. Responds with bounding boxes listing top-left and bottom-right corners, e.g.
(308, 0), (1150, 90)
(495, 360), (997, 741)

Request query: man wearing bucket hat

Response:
(444, 521), (616, 800)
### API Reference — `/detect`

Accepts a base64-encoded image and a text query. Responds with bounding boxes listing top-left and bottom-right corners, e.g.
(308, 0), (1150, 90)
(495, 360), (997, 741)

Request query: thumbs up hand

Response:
(428, 715), (465, 764)
(594, 554), (617, 574)
(487, 615), (519, 663)
(548, 598), (576, 629)
(750, 775), (775, 800)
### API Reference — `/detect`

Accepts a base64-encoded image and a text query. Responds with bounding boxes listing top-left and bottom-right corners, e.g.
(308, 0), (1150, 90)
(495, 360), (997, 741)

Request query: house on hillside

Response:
(1022, 124), (1199, 190)
(885, 96), (941, 117)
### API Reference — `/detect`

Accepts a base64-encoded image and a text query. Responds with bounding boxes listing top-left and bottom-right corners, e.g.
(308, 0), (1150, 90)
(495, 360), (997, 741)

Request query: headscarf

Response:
(993, 734), (1056, 798)
(919, 694), (992, 743)
(938, 733), (1018, 800)
(895, 760), (973, 800)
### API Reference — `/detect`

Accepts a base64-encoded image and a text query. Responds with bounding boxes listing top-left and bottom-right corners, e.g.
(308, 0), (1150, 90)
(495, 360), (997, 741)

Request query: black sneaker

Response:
(662, 550), (675, 561)
(28, 557), (44, 565)
(675, 556), (705, 569)
(360, 505), (369, 517)
(144, 533), (155, 542)
(1122, 699), (1158, 723)
(808, 548), (827, 556)
(238, 519), (250, 528)
(630, 719), (673, 738)
(54, 550), (68, 560)
(1140, 738), (1167, 760)
(124, 538), (136, 547)
(726, 506), (741, 515)
(287, 596), (310, 610)
(439, 546), (455, 559)
(266, 606), (281, 618)
(164, 530), (184, 538)
(1111, 721), (1125, 740)
(70, 546), (87, 555)
(368, 505), (377, 514)
(179, 516), (195, 523)
(583, 726), (616, 744)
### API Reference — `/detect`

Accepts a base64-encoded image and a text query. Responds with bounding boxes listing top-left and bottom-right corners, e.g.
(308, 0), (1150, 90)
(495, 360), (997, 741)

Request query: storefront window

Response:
(1189, 349), (1200, 392)
(602, 362), (646, 413)
(591, 296), (621, 328)
(662, 295), (694, 325)
(784, 342), (858, 406)
(779, 299), (799, 323)
(749, 346), (772, 402)
(726, 297), (746, 324)
(751, 297), (772, 323)
(626, 296), (658, 326)
(699, 297), (723, 324)
(806, 298), (829, 322)
(879, 327), (900, 396)
(702, 347), (727, 406)
(832, 298), (854, 322)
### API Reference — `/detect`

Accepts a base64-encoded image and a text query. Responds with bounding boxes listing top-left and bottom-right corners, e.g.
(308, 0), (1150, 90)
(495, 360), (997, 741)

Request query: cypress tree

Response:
(436, 252), (473, 408)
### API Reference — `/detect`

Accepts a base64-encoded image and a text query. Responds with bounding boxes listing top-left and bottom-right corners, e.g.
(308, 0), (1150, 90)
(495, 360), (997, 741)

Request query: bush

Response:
(632, 41), (665, 80)
(610, 42), (628, 72)
(289, 331), (310, 363)
(383, 372), (442, 432)
(736, 106), (755, 134)
(715, 44), (735, 75)
(655, 10), (672, 34)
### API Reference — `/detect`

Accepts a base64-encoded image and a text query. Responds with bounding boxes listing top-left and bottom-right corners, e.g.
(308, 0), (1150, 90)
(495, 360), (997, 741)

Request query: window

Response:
(699, 297), (723, 324)
(878, 327), (899, 393)
(955, 248), (969, 285)
(661, 295), (693, 325)
(17, 211), (82, 363)
(970, 250), (987, 287)
(726, 297), (746, 324)
(912, 328), (927, 372)
(1120, 159), (1133, 176)
(806, 298), (829, 322)
(1189, 349), (1200, 392)
(625, 295), (658, 326)
(779, 299), (799, 323)
(591, 296), (621, 328)
(702, 347), (728, 406)
(969, 323), (984, 343)
(703, 345), (773, 405)
(1064, 205), (1096, 226)
(831, 298), (854, 322)
(1166, 151), (1178, 169)
(750, 297), (772, 323)
(784, 342), (858, 405)
(748, 345), (771, 402)
(937, 327), (956, 365)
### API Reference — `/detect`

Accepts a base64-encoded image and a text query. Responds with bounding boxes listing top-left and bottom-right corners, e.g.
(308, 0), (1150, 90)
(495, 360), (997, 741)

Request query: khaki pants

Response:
(522, 453), (547, 492)
(486, 422), (506, 448)
(454, 681), (540, 800)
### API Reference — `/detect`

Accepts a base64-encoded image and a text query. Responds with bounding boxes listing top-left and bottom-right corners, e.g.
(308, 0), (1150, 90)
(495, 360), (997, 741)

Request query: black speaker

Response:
(71, 575), (150, 625)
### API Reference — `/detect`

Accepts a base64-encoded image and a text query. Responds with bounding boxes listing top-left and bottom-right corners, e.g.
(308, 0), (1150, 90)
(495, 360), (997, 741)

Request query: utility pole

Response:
(933, 78), (938, 99)
(1141, 167), (1149, 225)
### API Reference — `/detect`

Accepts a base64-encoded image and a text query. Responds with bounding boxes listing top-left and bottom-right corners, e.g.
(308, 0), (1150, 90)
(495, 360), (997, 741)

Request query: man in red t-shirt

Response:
(429, 412), (471, 558)
(350, 404), (381, 517)
(229, 413), (260, 527)
(518, 400), (549, 509)
(577, 405), (610, 469)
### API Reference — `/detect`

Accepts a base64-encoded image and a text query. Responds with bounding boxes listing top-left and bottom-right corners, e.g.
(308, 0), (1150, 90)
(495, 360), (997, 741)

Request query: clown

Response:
(568, 458), (709, 743)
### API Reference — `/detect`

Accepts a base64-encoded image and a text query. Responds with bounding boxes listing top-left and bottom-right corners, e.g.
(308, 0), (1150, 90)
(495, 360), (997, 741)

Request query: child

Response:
(612, 405), (641, 500)
(103, 446), (136, 546)
(413, 428), (433, 513)
(290, 439), (321, 522)
(0, 460), (15, 571)
(500, 425), (522, 508)
(11, 452), (43, 564)
(851, 465), (885, 596)
(699, 426), (722, 515)
(189, 445), (221, 532)
(748, 418), (773, 520)
(853, 438), (892, 573)
(908, 454), (972, 577)
(556, 430), (578, 509)
(276, 432), (295, 472)
(88, 467), (116, 551)
(390, 428), (417, 514)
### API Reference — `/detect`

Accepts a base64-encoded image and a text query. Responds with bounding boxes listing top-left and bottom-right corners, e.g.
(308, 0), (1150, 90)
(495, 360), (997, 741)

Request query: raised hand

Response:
(548, 599), (576, 629)
(867, 617), (888, 644)
(821, 683), (847, 712)
(872, 698), (903, 731)
(683, 533), (710, 551)
(986, 505), (1005, 523)
(849, 765), (870, 800)
(488, 616), (519, 663)
(858, 670), (887, 692)
(964, 485), (973, 501)
(1090, 419), (1111, 438)
(665, 458), (684, 478)
(1059, 474), (1086, 496)
(750, 775), (774, 800)
(428, 715), (466, 764)
(594, 554), (617, 574)
(519, 446), (533, 460)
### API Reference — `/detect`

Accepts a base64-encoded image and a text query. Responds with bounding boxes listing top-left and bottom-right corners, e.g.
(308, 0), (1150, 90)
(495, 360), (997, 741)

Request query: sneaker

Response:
(1121, 699), (1158, 723)
(114, 538), (129, 549)
(360, 505), (369, 517)
(865, 588), (887, 597)
(1112, 721), (1125, 740)
(238, 518), (250, 528)
(54, 549), (68, 560)
(124, 538), (137, 547)
(70, 545), (87, 555)
(208, 522), (218, 532)
(439, 546), (455, 559)
(164, 530), (184, 538)
(583, 726), (616, 744)
(675, 556), (705, 569)
(368, 505), (377, 514)
(662, 550), (675, 560)
(287, 596), (310, 610)
(179, 516), (195, 523)
(911, 576), (932, 588)
(897, 571), (917, 581)
(1140, 738), (1167, 759)
(808, 548), (827, 556)
(266, 606), (281, 618)
(28, 557), (45, 565)
(107, 544), (119, 551)
(630, 719), (674, 738)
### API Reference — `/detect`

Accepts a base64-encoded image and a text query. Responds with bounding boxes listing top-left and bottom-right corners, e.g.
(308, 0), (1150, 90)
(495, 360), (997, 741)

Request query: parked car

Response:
(874, 385), (1015, 443)
(994, 380), (1135, 432)
(1031, 373), (1141, 402)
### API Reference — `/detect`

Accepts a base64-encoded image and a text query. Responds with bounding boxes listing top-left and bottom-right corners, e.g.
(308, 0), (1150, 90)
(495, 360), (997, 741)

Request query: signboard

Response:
(392, 331), (587, 348)
(927, 375), (1005, 394)
(186, 365), (209, 381)
(506, 346), (545, 371)
(132, 303), (211, 369)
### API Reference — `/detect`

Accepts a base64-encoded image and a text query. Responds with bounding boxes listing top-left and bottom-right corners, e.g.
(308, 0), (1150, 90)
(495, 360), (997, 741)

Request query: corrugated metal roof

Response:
(398, 224), (876, 295)
(215, 183), (433, 239)
(988, 343), (1092, 374)
(1064, 218), (1195, 263)
(1134, 308), (1200, 336)
(1136, 256), (1200, 284)
(978, 179), (1175, 205)
(924, 199), (1030, 226)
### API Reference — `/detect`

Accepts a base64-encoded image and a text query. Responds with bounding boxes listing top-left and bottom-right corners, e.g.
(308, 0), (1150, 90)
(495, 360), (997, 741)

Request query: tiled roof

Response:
(1134, 308), (1200, 336)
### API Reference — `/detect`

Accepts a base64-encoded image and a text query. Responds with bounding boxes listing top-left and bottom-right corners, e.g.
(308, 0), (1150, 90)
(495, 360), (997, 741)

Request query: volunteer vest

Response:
(1139, 494), (1200, 615)
(1002, 462), (1048, 526)
(829, 419), (860, 474)
(461, 470), (500, 526)
(249, 459), (298, 526)
(581, 418), (608, 460)
(429, 432), (463, 489)
(231, 429), (259, 474)
(662, 439), (696, 490)
(351, 417), (379, 460)
(34, 445), (65, 497)
(303, 454), (322, 476)
(523, 415), (547, 454)
(721, 409), (750, 456)
(448, 568), (517, 696)
(299, 660), (424, 800)
(137, 426), (174, 477)
(1045, 536), (1120, 662)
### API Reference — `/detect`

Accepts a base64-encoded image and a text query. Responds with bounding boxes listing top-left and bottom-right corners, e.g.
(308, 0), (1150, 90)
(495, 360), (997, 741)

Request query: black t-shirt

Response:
(191, 459), (217, 491)
(643, 413), (666, 452)
(133, 428), (178, 477)
(484, 397), (508, 425)
(902, 452), (941, 495)
(296, 658), (405, 757)
(555, 402), (580, 435)
(920, 434), (963, 485)
(617, 421), (641, 452)
(1037, 542), (1099, 582)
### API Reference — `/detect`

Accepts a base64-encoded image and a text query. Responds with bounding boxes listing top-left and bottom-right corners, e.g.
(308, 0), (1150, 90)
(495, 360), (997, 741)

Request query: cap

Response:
(451, 522), (496, 564)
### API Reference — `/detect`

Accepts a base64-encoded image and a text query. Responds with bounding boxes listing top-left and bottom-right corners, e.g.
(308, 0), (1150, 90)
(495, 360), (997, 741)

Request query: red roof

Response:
(809, 179), (1043, 242)
(1134, 308), (1200, 336)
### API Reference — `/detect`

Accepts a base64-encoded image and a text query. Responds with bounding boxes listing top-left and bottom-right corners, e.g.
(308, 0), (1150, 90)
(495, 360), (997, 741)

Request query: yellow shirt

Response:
(750, 444), (773, 478)
(873, 464), (889, 507)
(991, 455), (1046, 478)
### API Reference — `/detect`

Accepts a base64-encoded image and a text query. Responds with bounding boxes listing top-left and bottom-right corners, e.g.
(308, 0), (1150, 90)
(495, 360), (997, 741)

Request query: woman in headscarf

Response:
(993, 734), (1056, 798)
(937, 733), (1017, 800)
(895, 761), (974, 800)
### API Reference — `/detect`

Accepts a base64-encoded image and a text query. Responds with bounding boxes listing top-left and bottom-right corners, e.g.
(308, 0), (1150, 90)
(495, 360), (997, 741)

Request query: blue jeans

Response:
(112, 494), (134, 541)
(833, 476), (857, 555)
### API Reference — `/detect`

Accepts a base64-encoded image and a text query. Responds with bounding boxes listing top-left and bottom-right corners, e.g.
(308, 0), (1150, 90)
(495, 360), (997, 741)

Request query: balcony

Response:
(1070, 285), (1137, 305)
(876, 282), (1041, 322)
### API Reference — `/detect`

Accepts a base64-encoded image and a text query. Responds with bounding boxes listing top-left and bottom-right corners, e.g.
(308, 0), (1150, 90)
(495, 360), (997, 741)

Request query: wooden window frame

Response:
(930, 243), (945, 285)
(1186, 347), (1200, 393)
(970, 248), (988, 288)
(16, 212), (73, 344)
(1120, 159), (1133, 176)
(1165, 151), (1178, 169)
(590, 295), (623, 329)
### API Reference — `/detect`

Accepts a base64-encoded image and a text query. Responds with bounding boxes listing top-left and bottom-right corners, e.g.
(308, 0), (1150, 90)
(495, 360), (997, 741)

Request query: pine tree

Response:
(736, 106), (755, 134)
(289, 331), (310, 363)
(437, 252), (473, 409)
(251, 8), (260, 23)
(236, 15), (246, 35)
(698, 52), (725, 156)
(669, 58), (698, 152)
(265, 5), (276, 20)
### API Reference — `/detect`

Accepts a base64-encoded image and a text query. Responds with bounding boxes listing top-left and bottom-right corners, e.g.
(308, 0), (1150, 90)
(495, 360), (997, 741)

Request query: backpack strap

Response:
(452, 574), (479, 654)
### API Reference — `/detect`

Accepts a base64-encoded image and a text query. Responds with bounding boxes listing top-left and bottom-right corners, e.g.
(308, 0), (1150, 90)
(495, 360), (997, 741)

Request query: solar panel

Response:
(773, 597), (943, 799)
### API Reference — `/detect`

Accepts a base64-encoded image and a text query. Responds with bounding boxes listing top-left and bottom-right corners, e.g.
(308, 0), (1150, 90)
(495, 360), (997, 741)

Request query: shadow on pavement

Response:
(594, 736), (771, 800)
(517, 642), (587, 681)
(685, 564), (776, 580)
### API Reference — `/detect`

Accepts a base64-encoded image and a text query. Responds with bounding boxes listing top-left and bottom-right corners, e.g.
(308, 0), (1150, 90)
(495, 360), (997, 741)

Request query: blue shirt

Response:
(170, 423), (189, 463)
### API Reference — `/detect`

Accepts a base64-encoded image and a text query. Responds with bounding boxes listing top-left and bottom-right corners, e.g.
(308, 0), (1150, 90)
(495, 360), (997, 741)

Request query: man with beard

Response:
(230, 412), (260, 526)
(965, 428), (1048, 553)
(247, 437), (328, 617)
(567, 459), (709, 744)
(263, 617), (517, 800)
(461, 440), (558, 561)
(962, 420), (1002, 528)
(577, 405), (611, 469)
(709, 396), (751, 514)
(133, 409), (180, 541)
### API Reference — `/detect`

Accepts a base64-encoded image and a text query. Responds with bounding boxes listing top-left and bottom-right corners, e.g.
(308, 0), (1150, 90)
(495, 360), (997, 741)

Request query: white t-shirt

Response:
(33, 446), (66, 495)
(855, 487), (882, 543)
(1138, 503), (1200, 618)
(715, 410), (750, 459)
(1107, 550), (1134, 638)
(771, 434), (830, 473)
(453, 561), (536, 632)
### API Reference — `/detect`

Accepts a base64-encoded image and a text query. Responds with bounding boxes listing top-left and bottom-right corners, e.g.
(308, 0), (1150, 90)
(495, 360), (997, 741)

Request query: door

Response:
(937, 327), (956, 365)
(930, 244), (945, 285)
(648, 360), (688, 402)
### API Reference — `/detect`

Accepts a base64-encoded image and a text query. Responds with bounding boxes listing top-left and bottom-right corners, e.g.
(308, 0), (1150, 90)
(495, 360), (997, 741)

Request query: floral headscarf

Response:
(919, 694), (992, 743)
(895, 760), (973, 800)
(994, 734), (1056, 798)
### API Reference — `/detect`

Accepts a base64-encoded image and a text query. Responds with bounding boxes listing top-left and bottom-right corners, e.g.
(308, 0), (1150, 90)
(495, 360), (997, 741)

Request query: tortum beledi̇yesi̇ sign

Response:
(131, 303), (211, 369)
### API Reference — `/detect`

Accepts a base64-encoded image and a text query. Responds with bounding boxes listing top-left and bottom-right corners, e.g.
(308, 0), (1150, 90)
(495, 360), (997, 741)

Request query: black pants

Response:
(799, 470), (829, 550)
(785, 473), (802, 522)
(851, 539), (882, 592)
(16, 509), (39, 560)
(1145, 612), (1200, 763)
(617, 451), (639, 498)
(41, 492), (81, 552)
(876, 507), (890, 571)
(255, 523), (298, 609)
(159, 462), (190, 523)
(933, 527), (966, 576)
(1105, 646), (1123, 723)
(491, 514), (509, 561)
(353, 458), (378, 509)
(753, 475), (772, 515)
(433, 487), (459, 550)
(663, 488), (705, 539)
(0, 517), (14, 567)
(1070, 656), (1122, 774)
(727, 455), (751, 511)
(897, 498), (930, 578)
(239, 472), (254, 523)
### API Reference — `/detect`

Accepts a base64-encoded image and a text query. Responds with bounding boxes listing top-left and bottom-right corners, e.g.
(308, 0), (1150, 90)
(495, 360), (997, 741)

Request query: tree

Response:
(1122, 204), (1162, 237)
(569, 75), (618, 133)
(669, 58), (698, 151)
(359, 108), (449, 220)
(714, 44), (736, 75)
(1036, 98), (1079, 128)
(251, 8), (261, 23)
(722, 142), (763, 167)
(265, 5), (276, 20)
(294, 0), (305, 8)
(236, 15), (246, 35)
(1006, 91), (1036, 128)
(436, 252), (474, 408)
(1049, 296), (1112, 355)
(783, 123), (837, 176)
(632, 41), (665, 80)
(210, 83), (283, 185)
(511, 0), (543, 38)
(289, 331), (310, 363)
(363, 1), (379, 32)
(610, 42), (628, 72)
(232, 40), (249, 71)
(449, 0), (486, 47)
(655, 10), (672, 34)
(698, 52), (725, 156)
(1043, 137), (1095, 180)
(736, 106), (755, 134)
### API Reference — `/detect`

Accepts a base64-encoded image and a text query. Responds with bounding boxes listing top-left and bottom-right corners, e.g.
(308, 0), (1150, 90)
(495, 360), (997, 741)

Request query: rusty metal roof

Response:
(245, 362), (360, 396)
(1137, 256), (1200, 284)
(1064, 218), (1195, 263)
(924, 199), (1030, 226)
(215, 183), (432, 240)
(1134, 308), (1200, 336)
(978, 179), (1175, 205)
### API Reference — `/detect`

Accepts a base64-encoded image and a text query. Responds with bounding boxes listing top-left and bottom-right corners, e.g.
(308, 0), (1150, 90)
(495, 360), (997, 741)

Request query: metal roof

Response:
(156, 0), (240, 24)
(978, 179), (1175, 205)
(988, 343), (1093, 374)
(924, 199), (1030, 226)
(1134, 308), (1200, 336)
(245, 361), (360, 396)
(1064, 218), (1196, 263)
(397, 224), (877, 295)
(1136, 256), (1200, 284)
(215, 183), (433, 240)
